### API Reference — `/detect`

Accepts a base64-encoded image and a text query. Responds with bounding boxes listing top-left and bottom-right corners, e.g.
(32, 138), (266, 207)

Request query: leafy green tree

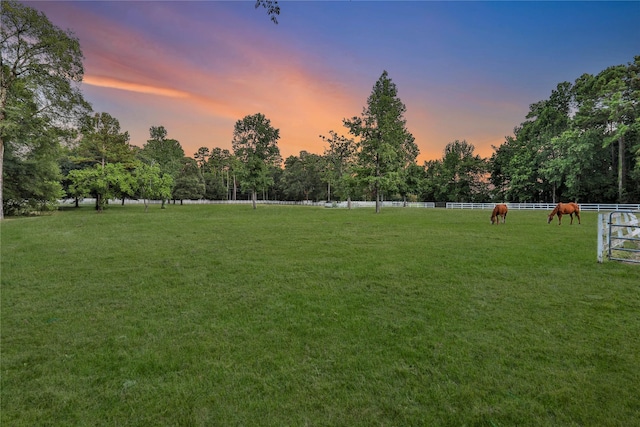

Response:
(138, 126), (185, 207)
(490, 58), (639, 203)
(1, 0), (90, 218)
(546, 128), (616, 201)
(343, 71), (418, 213)
(203, 172), (225, 200)
(194, 146), (210, 172)
(139, 126), (185, 177)
(596, 64), (636, 202)
(231, 113), (281, 209)
(488, 140), (513, 202)
(267, 163), (284, 201)
(172, 158), (205, 203)
(528, 82), (573, 201)
(424, 140), (488, 202)
(67, 163), (134, 212)
(134, 162), (173, 212)
(76, 112), (134, 168)
(572, 59), (640, 202)
(281, 151), (324, 201)
(491, 83), (573, 203)
(399, 163), (426, 205)
(71, 112), (134, 209)
(320, 131), (357, 203)
(3, 127), (64, 215)
(491, 133), (545, 202)
(204, 147), (234, 200)
(2, 77), (68, 214)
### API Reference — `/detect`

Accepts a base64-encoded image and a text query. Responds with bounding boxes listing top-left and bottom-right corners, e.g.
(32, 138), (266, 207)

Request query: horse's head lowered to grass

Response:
(491, 204), (508, 225)
(548, 202), (581, 225)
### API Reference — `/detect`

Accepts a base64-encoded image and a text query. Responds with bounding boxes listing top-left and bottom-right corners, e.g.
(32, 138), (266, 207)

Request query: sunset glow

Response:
(28, 1), (639, 163)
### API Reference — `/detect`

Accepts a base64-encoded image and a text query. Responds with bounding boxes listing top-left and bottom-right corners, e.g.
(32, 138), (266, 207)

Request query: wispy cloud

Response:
(83, 75), (191, 98)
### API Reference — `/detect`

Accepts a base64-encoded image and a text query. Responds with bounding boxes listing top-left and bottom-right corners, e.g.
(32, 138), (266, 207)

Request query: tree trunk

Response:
(225, 170), (229, 200)
(618, 136), (625, 202)
(0, 138), (4, 220)
(0, 82), (7, 220)
(233, 175), (237, 201)
(252, 189), (257, 209)
(375, 156), (381, 213)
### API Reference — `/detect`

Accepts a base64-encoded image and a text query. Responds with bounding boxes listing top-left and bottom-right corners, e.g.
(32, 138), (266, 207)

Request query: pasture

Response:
(1, 205), (639, 426)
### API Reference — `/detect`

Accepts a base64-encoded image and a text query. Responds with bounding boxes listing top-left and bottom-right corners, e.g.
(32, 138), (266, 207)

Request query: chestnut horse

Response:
(547, 202), (581, 225)
(491, 204), (508, 225)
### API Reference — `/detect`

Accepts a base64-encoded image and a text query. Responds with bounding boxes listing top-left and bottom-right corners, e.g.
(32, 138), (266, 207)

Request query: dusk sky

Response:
(28, 1), (639, 162)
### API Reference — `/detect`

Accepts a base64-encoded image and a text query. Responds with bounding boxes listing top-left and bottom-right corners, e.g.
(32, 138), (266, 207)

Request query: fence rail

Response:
(59, 199), (437, 208)
(446, 202), (640, 211)
(59, 198), (327, 207)
(325, 201), (436, 209)
(60, 199), (640, 212)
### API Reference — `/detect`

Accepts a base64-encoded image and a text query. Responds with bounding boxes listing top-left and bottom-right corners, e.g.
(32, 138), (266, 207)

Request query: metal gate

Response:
(598, 211), (640, 263)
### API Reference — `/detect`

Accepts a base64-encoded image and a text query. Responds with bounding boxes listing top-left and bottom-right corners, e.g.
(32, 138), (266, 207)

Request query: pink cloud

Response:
(83, 75), (191, 98)
(31, 1), (514, 163)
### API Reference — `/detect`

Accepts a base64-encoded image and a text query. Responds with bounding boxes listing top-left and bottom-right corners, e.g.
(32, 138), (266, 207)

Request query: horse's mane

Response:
(550, 203), (561, 216)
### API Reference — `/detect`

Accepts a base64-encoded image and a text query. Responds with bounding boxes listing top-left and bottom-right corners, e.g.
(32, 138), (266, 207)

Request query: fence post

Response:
(597, 213), (604, 263)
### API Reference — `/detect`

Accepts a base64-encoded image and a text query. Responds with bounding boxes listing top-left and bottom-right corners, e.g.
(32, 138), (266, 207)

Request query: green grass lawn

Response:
(2, 205), (639, 426)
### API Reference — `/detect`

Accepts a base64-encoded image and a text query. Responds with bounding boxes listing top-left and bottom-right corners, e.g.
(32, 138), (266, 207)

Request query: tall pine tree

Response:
(343, 71), (418, 213)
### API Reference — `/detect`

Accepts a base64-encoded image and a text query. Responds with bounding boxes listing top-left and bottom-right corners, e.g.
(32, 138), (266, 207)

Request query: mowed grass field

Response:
(1, 204), (639, 426)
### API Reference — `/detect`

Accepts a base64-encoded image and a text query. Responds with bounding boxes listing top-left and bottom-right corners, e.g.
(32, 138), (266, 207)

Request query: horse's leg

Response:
(558, 213), (562, 225)
(577, 212), (581, 224)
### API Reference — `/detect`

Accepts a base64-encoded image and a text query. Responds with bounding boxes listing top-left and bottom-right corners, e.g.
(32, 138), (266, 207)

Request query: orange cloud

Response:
(42, 1), (516, 163)
(84, 75), (191, 98)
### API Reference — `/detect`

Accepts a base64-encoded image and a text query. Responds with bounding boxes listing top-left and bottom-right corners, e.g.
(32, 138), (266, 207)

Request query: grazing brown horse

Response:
(491, 204), (508, 225)
(547, 202), (581, 225)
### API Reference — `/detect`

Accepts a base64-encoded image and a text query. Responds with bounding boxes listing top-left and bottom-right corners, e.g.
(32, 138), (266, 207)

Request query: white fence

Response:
(61, 199), (640, 212)
(60, 199), (436, 208)
(60, 198), (327, 207)
(597, 211), (640, 263)
(325, 201), (436, 209)
(446, 203), (640, 211)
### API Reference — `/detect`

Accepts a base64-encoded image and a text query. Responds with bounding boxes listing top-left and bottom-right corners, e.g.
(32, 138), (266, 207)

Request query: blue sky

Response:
(29, 1), (640, 161)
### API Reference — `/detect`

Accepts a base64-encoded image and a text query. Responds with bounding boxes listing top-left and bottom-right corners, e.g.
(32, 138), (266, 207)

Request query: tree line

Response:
(1, 1), (639, 218)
